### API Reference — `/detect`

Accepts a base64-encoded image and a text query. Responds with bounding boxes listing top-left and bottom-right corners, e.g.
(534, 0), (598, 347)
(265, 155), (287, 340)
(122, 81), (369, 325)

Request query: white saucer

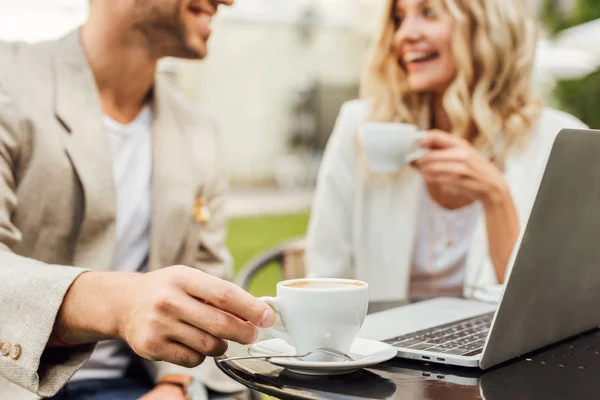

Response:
(248, 338), (397, 376)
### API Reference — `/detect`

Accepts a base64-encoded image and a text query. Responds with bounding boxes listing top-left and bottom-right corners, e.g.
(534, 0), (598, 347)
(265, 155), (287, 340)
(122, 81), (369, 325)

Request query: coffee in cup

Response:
(283, 280), (365, 289)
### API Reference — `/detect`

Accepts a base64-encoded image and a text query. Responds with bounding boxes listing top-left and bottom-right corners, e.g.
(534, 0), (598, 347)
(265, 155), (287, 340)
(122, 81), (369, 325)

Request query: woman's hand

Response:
(413, 130), (509, 207)
(413, 129), (520, 282)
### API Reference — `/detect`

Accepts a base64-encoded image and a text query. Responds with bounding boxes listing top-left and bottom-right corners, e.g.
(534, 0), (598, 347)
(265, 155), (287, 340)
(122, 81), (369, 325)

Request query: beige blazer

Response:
(0, 31), (244, 398)
(306, 100), (588, 303)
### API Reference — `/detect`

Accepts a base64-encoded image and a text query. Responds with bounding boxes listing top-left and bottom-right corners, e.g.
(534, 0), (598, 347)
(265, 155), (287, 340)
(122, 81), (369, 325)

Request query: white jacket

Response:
(306, 100), (587, 302)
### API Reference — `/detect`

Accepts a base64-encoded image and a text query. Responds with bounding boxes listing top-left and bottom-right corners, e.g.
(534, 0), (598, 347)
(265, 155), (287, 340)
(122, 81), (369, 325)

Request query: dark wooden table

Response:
(217, 324), (600, 399)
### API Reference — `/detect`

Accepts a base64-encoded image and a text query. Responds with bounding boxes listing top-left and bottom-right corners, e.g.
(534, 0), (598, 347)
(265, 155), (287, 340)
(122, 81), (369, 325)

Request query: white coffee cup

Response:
(358, 122), (427, 174)
(260, 278), (369, 361)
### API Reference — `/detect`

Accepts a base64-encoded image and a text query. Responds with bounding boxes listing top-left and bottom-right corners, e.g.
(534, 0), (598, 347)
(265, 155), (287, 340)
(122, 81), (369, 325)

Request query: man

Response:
(0, 0), (276, 399)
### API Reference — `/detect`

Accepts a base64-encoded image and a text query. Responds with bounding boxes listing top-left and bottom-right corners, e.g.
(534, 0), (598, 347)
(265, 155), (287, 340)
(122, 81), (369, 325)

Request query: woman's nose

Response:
(394, 16), (424, 46)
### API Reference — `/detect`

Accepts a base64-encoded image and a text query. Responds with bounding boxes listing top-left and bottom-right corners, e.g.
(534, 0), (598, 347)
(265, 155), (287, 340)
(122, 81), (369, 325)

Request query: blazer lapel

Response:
(53, 31), (117, 270)
(148, 77), (196, 271)
(355, 169), (422, 302)
(383, 170), (421, 299)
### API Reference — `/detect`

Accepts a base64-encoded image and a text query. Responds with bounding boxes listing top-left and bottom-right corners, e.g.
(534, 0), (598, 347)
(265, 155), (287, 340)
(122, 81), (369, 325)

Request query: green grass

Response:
(227, 211), (310, 297)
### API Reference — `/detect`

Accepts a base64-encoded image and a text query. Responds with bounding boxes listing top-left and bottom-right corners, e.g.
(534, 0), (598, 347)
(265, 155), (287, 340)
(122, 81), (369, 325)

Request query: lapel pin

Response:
(194, 196), (211, 224)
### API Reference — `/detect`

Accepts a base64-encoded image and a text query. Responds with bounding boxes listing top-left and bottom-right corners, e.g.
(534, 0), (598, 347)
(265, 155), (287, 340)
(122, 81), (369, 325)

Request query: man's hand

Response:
(52, 267), (276, 368)
(117, 266), (275, 366)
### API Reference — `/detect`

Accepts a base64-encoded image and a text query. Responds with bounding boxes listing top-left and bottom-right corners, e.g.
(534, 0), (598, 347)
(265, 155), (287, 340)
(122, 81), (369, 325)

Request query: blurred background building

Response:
(0, 0), (598, 188)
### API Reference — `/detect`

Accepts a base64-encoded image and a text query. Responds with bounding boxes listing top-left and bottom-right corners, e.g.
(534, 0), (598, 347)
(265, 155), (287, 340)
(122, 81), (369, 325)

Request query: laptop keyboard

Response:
(384, 312), (494, 357)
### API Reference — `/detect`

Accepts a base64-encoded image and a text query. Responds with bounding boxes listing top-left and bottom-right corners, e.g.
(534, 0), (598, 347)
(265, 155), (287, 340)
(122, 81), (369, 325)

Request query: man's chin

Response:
(179, 50), (206, 60)
(168, 44), (207, 60)
(180, 39), (208, 60)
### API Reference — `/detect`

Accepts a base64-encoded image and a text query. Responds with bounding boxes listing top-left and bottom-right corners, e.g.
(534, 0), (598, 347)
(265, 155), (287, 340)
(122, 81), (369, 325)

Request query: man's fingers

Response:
(167, 321), (229, 358)
(177, 294), (259, 344)
(152, 340), (207, 368)
(180, 269), (276, 328)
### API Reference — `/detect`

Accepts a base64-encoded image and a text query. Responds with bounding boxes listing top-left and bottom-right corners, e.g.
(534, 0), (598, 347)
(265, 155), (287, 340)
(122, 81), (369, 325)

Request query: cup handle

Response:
(259, 296), (293, 345)
(406, 147), (428, 164)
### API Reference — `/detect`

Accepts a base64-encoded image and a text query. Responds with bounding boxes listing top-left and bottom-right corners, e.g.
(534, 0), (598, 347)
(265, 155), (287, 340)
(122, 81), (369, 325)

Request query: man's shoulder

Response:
(0, 40), (30, 63)
(0, 41), (28, 79)
(0, 39), (57, 105)
(0, 40), (55, 73)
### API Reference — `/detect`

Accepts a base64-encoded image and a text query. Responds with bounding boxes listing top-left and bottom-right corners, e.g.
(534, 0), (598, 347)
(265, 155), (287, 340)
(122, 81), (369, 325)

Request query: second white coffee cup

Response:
(359, 122), (426, 174)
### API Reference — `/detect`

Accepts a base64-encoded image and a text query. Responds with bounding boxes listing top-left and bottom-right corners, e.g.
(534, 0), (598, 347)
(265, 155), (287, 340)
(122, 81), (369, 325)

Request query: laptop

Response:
(359, 128), (600, 369)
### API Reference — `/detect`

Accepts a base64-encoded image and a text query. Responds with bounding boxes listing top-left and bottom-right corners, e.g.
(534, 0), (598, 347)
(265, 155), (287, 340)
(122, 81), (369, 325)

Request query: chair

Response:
(236, 240), (405, 315)
(235, 237), (306, 290)
(233, 238), (306, 400)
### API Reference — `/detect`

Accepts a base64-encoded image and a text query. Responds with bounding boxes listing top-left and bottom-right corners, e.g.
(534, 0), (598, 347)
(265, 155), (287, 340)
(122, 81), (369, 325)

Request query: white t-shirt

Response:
(72, 104), (153, 381)
(410, 182), (481, 300)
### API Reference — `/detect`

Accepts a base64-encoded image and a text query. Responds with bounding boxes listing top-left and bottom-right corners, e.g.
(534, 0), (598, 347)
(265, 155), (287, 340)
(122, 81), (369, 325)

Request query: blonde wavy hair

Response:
(361, 0), (543, 158)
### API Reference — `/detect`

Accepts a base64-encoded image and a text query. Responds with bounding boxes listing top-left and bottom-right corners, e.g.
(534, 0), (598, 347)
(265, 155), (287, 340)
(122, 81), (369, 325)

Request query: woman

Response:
(305, 0), (587, 303)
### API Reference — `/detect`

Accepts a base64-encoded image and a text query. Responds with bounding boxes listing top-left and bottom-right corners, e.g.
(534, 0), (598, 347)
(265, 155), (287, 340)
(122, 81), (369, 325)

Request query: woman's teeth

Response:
(404, 51), (438, 63)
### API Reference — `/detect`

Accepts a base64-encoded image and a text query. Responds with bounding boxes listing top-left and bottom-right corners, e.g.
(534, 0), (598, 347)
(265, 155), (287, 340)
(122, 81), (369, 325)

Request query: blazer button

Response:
(9, 345), (21, 360)
(0, 342), (10, 357)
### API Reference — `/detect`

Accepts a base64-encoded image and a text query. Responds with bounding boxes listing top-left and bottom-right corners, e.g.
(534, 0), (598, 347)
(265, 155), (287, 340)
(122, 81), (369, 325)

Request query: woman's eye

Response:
(393, 15), (404, 27)
(423, 7), (437, 18)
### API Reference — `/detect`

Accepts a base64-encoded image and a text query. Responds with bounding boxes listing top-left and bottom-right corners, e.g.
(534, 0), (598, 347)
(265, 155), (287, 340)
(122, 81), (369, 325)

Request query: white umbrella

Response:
(534, 39), (600, 80)
(554, 18), (600, 58)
